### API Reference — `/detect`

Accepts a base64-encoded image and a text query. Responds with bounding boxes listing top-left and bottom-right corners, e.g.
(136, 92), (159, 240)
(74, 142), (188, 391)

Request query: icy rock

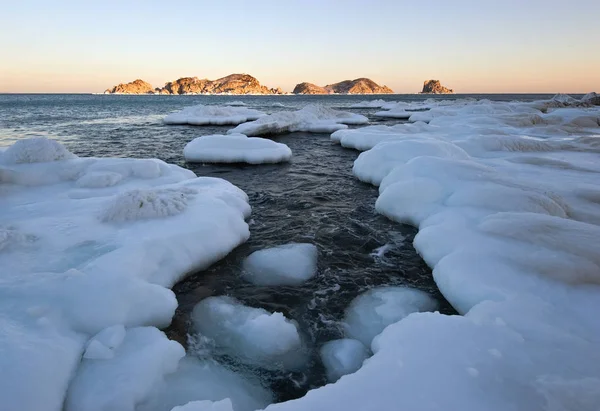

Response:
(242, 243), (318, 286)
(138, 357), (272, 411)
(1, 136), (77, 164)
(320, 339), (370, 382)
(581, 92), (600, 106)
(228, 104), (368, 136)
(164, 105), (265, 126)
(66, 327), (185, 411)
(184, 134), (292, 164)
(192, 296), (305, 370)
(344, 286), (438, 347)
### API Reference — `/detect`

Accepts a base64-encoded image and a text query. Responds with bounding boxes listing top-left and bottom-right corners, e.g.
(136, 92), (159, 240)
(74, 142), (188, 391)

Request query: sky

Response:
(0, 0), (599, 93)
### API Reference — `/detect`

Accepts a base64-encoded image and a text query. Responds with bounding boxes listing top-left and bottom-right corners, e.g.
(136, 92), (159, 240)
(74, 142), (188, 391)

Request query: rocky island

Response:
(420, 80), (454, 94)
(293, 78), (393, 94)
(104, 74), (284, 95)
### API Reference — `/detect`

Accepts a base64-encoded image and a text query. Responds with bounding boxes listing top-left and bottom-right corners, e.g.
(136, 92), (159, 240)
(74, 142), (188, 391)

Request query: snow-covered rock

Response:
(0, 137), (251, 411)
(343, 286), (438, 347)
(184, 134), (292, 164)
(228, 104), (368, 136)
(164, 105), (265, 126)
(242, 243), (318, 286)
(191, 296), (306, 370)
(320, 339), (370, 382)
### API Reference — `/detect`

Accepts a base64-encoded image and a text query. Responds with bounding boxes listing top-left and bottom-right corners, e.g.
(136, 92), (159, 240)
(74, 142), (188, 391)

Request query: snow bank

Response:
(192, 296), (306, 370)
(320, 339), (370, 383)
(184, 134), (292, 164)
(261, 96), (600, 411)
(0, 137), (251, 411)
(138, 357), (272, 411)
(164, 105), (265, 126)
(242, 243), (318, 286)
(343, 286), (438, 347)
(228, 104), (368, 136)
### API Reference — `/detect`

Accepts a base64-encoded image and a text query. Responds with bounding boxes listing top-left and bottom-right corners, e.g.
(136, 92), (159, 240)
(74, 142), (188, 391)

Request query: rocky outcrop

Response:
(293, 78), (394, 94)
(293, 82), (329, 94)
(104, 79), (154, 94)
(421, 80), (453, 94)
(104, 74), (283, 95)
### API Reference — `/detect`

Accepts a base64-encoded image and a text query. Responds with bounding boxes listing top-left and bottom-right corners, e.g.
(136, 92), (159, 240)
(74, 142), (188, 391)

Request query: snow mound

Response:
(353, 138), (470, 186)
(349, 99), (389, 108)
(66, 327), (185, 411)
(138, 357), (272, 411)
(0, 138), (252, 411)
(242, 243), (318, 286)
(192, 296), (305, 370)
(171, 399), (233, 411)
(320, 339), (370, 382)
(164, 105), (265, 126)
(184, 134), (292, 164)
(344, 286), (438, 347)
(100, 187), (197, 222)
(228, 104), (368, 136)
(1, 136), (77, 164)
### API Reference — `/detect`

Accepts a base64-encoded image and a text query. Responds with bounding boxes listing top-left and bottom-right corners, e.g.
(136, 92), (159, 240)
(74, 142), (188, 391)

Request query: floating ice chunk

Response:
(353, 138), (470, 186)
(320, 339), (370, 382)
(184, 134), (292, 164)
(170, 399), (233, 411)
(192, 296), (305, 370)
(373, 108), (412, 119)
(228, 104), (368, 136)
(1, 136), (77, 164)
(138, 357), (272, 411)
(349, 99), (388, 108)
(242, 243), (318, 286)
(164, 105), (265, 126)
(343, 286), (438, 347)
(330, 122), (432, 151)
(66, 327), (185, 411)
(100, 187), (197, 222)
(226, 101), (246, 106)
(83, 324), (127, 359)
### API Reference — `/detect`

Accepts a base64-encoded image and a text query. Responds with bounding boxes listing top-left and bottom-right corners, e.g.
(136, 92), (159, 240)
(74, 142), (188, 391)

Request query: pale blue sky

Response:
(1, 0), (598, 93)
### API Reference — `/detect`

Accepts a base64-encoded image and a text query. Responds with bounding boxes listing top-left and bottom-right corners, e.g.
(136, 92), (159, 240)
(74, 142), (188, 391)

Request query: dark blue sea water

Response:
(0, 93), (561, 401)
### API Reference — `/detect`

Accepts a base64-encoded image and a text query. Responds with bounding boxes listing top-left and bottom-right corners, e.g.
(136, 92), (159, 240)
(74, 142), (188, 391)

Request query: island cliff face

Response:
(421, 80), (454, 94)
(293, 78), (393, 94)
(104, 79), (154, 94)
(104, 74), (283, 95)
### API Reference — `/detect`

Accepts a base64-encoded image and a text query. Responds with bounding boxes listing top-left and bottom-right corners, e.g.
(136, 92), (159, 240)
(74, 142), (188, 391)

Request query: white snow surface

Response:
(242, 243), (318, 286)
(0, 138), (251, 411)
(319, 339), (370, 383)
(184, 134), (292, 164)
(192, 296), (306, 371)
(164, 105), (265, 125)
(343, 286), (439, 347)
(228, 104), (368, 136)
(260, 95), (600, 411)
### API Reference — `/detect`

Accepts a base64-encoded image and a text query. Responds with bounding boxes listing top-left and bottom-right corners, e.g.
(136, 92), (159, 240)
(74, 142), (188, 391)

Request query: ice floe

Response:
(192, 296), (306, 371)
(242, 243), (318, 285)
(349, 99), (389, 109)
(320, 339), (370, 383)
(164, 105), (265, 126)
(228, 104), (368, 136)
(184, 133), (292, 164)
(0, 137), (251, 411)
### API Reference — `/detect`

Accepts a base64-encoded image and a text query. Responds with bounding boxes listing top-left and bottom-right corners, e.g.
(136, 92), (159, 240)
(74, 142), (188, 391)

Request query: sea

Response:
(0, 93), (563, 401)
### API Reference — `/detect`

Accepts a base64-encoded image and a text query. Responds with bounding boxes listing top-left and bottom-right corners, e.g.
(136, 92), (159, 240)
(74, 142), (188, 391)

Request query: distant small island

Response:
(420, 80), (454, 94)
(104, 74), (284, 95)
(293, 78), (393, 94)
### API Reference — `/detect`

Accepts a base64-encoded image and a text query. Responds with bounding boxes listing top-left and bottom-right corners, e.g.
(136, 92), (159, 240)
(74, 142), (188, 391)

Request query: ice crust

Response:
(228, 104), (368, 136)
(242, 243), (318, 286)
(192, 296), (306, 371)
(164, 105), (265, 126)
(0, 137), (251, 411)
(184, 134), (292, 164)
(260, 94), (600, 411)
